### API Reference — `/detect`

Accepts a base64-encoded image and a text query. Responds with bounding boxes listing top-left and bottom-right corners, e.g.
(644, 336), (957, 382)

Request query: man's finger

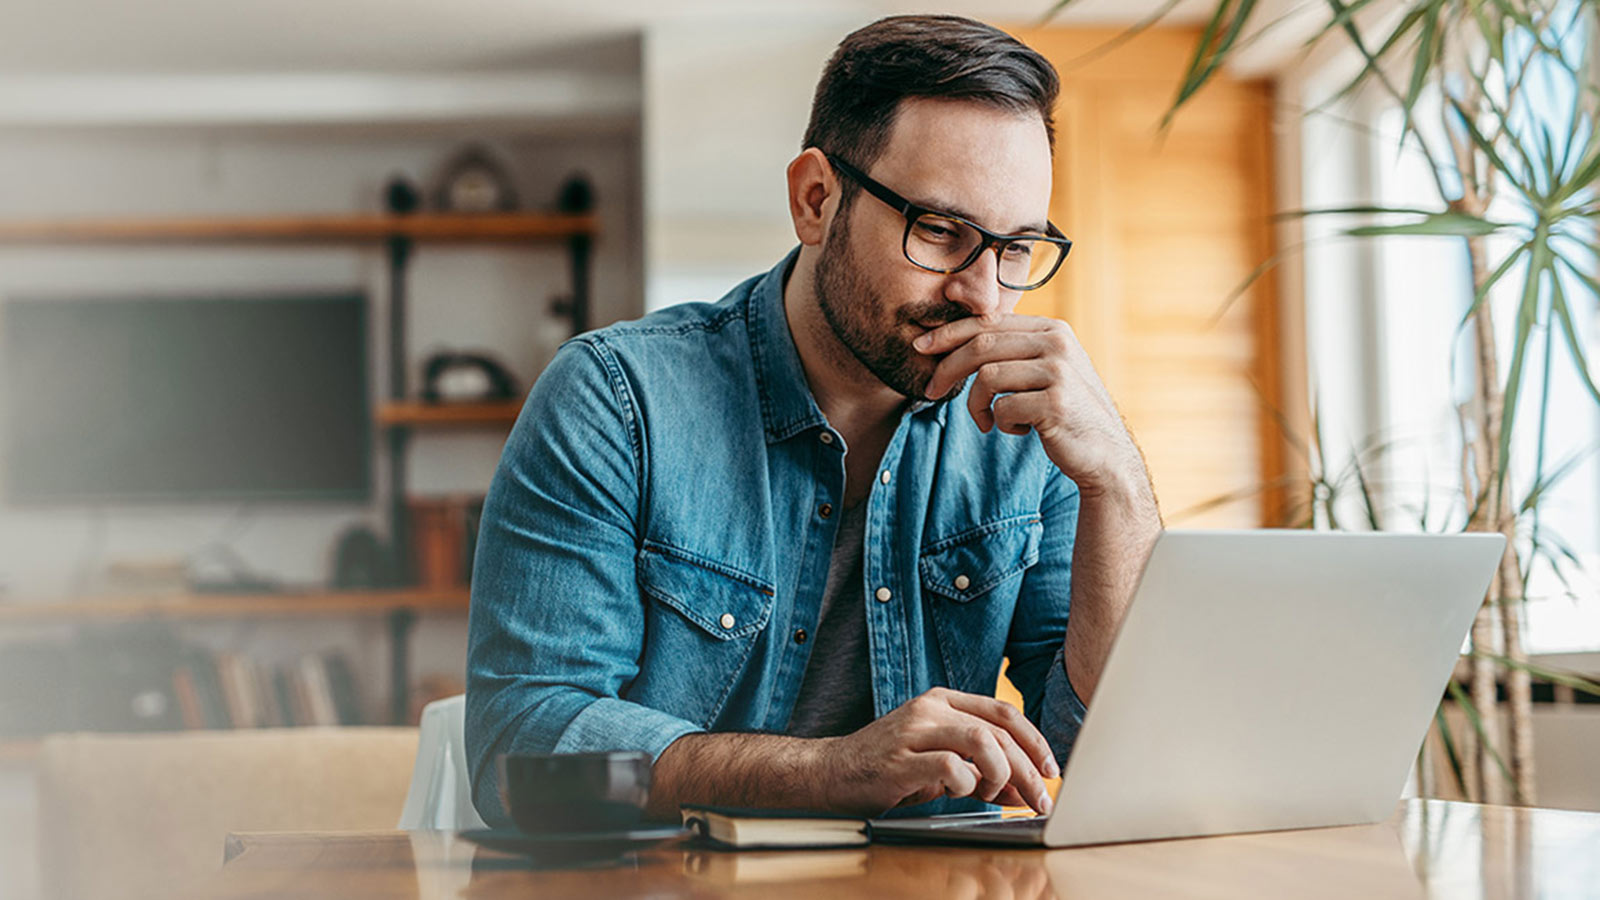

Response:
(913, 313), (1056, 355)
(923, 331), (1057, 400)
(982, 722), (1053, 814)
(940, 691), (1060, 780)
(941, 722), (1013, 803)
(911, 750), (979, 801)
(966, 360), (1053, 433)
(992, 785), (1028, 808)
(991, 391), (1056, 437)
(906, 707), (1051, 811)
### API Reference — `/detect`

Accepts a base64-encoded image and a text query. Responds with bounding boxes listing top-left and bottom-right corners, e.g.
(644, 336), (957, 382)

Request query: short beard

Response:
(814, 206), (970, 402)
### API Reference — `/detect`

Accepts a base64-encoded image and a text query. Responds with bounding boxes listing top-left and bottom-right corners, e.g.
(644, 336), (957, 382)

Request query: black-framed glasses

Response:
(825, 153), (1071, 291)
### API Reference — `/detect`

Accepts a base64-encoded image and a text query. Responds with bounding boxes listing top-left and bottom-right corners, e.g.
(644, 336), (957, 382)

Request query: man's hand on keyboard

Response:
(816, 687), (1058, 816)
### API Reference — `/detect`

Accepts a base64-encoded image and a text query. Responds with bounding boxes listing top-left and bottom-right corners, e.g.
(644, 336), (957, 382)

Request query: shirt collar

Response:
(747, 247), (948, 445)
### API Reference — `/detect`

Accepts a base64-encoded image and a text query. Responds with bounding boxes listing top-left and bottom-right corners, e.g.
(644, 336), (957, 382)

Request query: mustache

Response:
(897, 303), (971, 327)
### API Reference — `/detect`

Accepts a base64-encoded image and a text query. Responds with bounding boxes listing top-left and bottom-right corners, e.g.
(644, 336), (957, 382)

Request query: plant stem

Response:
(1453, 166), (1503, 800)
(1461, 219), (1535, 804)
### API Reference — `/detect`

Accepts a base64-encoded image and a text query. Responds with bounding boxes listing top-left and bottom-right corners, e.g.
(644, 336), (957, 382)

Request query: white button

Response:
(954, 574), (971, 591)
(719, 613), (735, 629)
(880, 470), (891, 484)
(875, 587), (892, 603)
(819, 432), (834, 445)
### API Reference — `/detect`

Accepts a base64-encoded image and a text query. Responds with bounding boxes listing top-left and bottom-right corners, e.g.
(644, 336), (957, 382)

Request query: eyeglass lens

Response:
(906, 213), (1064, 289)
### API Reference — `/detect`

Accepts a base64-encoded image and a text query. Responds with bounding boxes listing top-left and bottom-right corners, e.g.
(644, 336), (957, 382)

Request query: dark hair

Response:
(803, 15), (1058, 180)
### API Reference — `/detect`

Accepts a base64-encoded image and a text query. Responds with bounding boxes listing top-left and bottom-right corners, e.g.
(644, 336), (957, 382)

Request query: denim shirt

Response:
(466, 248), (1086, 826)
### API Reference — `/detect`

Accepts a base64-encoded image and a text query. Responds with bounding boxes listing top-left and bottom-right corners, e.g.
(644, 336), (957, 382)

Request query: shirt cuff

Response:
(476, 695), (704, 828)
(551, 696), (706, 762)
(1040, 645), (1088, 770)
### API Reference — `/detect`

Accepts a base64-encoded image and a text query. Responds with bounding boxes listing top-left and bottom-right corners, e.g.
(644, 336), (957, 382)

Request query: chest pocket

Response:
(634, 542), (775, 725)
(920, 516), (1043, 693)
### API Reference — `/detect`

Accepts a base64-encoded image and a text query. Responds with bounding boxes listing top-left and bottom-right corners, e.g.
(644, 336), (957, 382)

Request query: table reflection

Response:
(441, 824), (1420, 900)
(212, 800), (1600, 900)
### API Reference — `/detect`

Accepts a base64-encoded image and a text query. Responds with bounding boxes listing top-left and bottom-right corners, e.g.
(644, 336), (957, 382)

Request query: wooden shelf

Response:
(375, 401), (521, 429)
(0, 587), (469, 624)
(0, 212), (597, 245)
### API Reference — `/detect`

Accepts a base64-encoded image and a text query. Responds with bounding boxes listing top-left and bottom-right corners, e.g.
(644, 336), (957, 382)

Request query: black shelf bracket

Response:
(387, 607), (417, 725)
(379, 214), (593, 725)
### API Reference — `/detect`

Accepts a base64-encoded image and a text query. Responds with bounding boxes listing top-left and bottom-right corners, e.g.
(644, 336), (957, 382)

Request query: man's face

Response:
(814, 97), (1054, 401)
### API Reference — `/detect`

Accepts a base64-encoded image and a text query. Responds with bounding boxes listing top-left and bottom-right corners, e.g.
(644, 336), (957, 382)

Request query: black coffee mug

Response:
(497, 751), (652, 834)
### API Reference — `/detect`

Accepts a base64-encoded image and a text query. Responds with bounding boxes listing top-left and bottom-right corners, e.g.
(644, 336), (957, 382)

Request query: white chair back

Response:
(398, 694), (488, 830)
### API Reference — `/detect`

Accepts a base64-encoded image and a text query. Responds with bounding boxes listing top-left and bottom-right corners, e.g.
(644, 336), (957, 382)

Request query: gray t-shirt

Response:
(786, 500), (875, 738)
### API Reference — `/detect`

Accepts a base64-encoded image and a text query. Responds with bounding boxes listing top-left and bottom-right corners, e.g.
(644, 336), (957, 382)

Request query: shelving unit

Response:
(0, 588), (468, 623)
(0, 589), (469, 749)
(0, 212), (597, 244)
(375, 400), (523, 429)
(0, 207), (595, 725)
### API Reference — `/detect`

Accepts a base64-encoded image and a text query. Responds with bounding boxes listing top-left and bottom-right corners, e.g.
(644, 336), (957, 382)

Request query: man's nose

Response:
(943, 245), (1004, 319)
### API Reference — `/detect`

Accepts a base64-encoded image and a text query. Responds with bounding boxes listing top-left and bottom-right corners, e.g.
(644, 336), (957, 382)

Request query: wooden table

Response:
(206, 799), (1600, 899)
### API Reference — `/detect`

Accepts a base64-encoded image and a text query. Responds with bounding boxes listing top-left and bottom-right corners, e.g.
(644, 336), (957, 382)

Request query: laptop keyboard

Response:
(930, 815), (1045, 831)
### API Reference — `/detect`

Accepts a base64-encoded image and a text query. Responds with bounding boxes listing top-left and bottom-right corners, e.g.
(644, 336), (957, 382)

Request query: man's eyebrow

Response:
(914, 194), (1049, 235)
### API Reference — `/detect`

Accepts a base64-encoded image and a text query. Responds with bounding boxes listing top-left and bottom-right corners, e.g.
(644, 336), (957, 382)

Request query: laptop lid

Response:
(1043, 529), (1503, 847)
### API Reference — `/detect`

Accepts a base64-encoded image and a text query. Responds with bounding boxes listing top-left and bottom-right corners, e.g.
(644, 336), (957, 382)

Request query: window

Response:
(1295, 15), (1600, 653)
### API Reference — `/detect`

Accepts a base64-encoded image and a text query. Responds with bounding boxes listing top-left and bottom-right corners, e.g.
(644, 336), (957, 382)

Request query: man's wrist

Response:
(800, 736), (841, 811)
(1077, 453), (1158, 518)
(649, 731), (837, 816)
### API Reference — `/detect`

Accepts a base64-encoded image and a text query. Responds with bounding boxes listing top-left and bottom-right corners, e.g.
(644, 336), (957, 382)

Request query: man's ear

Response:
(786, 148), (837, 247)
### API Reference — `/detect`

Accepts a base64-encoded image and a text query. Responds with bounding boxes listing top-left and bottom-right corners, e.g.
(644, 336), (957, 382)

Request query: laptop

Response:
(870, 529), (1504, 847)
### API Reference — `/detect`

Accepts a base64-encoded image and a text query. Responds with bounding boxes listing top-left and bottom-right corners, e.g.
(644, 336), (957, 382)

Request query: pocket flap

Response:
(636, 542), (775, 640)
(919, 517), (1043, 603)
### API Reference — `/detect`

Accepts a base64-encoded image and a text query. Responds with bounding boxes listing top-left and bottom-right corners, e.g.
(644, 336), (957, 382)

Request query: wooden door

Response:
(1006, 26), (1290, 527)
(994, 26), (1297, 733)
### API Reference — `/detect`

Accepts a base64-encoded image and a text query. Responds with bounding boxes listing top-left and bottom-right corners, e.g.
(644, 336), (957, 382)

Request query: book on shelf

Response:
(179, 646), (233, 729)
(173, 648), (367, 731)
(680, 805), (870, 849)
(254, 660), (284, 729)
(273, 668), (300, 727)
(322, 652), (365, 726)
(171, 667), (204, 730)
(296, 655), (339, 726)
(216, 652), (257, 729)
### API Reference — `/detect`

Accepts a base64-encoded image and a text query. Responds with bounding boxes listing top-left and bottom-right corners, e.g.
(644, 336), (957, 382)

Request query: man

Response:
(466, 14), (1161, 826)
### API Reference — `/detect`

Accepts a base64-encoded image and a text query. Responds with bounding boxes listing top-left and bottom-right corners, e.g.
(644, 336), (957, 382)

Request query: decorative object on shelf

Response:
(407, 496), (483, 591)
(420, 350), (517, 405)
(556, 172), (595, 214)
(331, 525), (400, 590)
(432, 144), (519, 213)
(384, 174), (422, 216)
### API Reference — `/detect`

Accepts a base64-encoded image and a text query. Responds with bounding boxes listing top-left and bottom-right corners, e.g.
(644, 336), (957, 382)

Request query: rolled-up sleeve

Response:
(1002, 466), (1086, 770)
(465, 339), (702, 827)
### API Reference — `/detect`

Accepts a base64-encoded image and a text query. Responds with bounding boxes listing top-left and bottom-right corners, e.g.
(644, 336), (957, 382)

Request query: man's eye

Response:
(915, 221), (959, 241)
(1003, 242), (1034, 259)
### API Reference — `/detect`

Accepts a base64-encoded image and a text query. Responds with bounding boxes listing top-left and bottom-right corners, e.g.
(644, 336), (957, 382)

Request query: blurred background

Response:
(0, 1), (1595, 897)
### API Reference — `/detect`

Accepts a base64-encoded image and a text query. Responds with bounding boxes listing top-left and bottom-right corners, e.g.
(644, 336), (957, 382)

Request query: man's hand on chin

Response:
(915, 312), (1155, 508)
